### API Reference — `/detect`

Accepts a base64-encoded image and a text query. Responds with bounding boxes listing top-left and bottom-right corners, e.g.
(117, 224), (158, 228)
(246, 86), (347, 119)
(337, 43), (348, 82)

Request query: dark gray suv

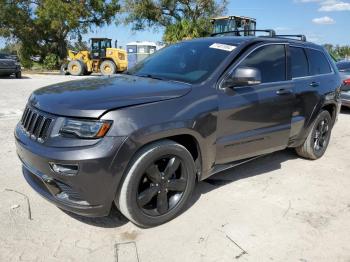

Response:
(0, 53), (21, 78)
(15, 35), (342, 227)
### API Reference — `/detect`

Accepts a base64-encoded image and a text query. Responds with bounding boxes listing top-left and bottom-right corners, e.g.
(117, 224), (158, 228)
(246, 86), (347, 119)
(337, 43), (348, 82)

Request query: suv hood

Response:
(29, 75), (192, 118)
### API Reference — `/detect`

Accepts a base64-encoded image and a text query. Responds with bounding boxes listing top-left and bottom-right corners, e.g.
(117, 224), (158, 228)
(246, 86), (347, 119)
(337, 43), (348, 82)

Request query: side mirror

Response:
(223, 67), (262, 89)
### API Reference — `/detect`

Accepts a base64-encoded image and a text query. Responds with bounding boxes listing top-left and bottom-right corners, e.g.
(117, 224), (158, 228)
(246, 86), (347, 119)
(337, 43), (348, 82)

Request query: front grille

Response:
(20, 106), (53, 142)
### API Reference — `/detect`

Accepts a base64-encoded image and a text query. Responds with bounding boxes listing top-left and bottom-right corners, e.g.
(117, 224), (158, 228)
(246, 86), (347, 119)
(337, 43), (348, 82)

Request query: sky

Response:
(0, 0), (349, 49)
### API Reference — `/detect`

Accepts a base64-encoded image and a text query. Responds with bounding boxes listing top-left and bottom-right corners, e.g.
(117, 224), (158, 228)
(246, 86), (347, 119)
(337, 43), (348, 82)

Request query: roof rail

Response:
(276, 34), (307, 42)
(211, 29), (276, 37)
(210, 30), (307, 42)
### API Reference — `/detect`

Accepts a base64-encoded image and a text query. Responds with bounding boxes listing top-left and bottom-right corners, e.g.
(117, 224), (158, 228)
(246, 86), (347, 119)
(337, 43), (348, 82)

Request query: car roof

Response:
(185, 36), (323, 50)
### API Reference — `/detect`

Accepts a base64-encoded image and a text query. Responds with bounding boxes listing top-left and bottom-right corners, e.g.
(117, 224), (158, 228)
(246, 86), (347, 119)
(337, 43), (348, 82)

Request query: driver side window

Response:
(239, 44), (286, 83)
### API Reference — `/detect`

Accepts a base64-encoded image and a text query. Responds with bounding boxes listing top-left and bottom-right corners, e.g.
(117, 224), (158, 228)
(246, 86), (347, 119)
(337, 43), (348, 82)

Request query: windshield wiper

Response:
(133, 73), (191, 85)
(135, 74), (167, 81)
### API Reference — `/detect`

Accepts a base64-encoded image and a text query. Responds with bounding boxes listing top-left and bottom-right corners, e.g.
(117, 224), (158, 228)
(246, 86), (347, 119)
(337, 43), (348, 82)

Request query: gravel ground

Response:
(0, 74), (349, 262)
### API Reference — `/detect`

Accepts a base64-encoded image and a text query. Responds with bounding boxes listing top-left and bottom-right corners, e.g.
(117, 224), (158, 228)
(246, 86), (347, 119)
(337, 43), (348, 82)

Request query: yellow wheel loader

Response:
(211, 16), (257, 36)
(61, 38), (128, 76)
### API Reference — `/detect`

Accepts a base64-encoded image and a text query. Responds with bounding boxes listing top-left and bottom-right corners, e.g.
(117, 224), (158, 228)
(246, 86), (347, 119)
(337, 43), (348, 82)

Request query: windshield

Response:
(213, 20), (235, 34)
(127, 41), (235, 84)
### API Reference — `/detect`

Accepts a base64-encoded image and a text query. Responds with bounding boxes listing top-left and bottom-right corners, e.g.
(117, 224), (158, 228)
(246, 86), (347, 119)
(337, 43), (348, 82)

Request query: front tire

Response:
(100, 60), (117, 76)
(295, 110), (332, 160)
(117, 140), (196, 228)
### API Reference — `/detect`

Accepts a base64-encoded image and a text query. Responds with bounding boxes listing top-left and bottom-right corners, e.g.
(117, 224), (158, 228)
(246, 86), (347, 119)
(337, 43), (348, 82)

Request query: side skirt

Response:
(207, 154), (266, 178)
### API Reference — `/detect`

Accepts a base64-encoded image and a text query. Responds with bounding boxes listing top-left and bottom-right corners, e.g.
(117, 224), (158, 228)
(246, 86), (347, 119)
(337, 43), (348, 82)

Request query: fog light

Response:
(49, 163), (78, 176)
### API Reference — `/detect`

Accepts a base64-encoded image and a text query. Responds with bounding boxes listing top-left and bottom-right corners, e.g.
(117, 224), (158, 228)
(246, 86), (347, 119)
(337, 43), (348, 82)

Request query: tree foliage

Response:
(0, 0), (121, 67)
(124, 0), (227, 42)
(324, 44), (350, 61)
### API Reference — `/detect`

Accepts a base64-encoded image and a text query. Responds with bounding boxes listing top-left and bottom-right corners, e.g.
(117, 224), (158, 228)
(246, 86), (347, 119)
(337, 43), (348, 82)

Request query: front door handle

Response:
(276, 88), (293, 95)
(310, 82), (320, 87)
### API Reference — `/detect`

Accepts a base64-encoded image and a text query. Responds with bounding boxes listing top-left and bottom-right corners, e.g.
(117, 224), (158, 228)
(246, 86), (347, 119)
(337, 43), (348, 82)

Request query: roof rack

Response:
(211, 29), (276, 37)
(275, 34), (307, 42)
(211, 30), (307, 42)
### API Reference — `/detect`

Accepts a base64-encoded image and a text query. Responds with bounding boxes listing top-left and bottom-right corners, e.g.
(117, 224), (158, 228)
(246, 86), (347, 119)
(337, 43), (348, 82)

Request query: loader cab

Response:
(91, 38), (112, 59)
(211, 16), (256, 36)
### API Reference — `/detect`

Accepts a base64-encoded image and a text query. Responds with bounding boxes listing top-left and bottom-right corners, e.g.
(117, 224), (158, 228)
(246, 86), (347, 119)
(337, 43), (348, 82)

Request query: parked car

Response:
(336, 61), (350, 108)
(15, 34), (342, 227)
(0, 53), (21, 78)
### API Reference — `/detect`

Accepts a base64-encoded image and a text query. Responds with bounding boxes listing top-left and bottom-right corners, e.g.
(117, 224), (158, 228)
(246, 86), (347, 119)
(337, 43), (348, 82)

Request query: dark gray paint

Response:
(15, 36), (342, 217)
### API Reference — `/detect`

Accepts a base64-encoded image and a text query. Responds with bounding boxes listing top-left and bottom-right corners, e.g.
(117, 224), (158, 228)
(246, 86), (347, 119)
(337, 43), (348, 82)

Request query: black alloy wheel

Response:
(313, 118), (330, 153)
(137, 156), (188, 216)
(295, 110), (332, 160)
(117, 140), (196, 227)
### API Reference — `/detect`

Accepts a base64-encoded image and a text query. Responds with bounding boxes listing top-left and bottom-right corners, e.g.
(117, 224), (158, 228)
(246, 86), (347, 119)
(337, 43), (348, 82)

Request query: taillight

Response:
(344, 79), (350, 86)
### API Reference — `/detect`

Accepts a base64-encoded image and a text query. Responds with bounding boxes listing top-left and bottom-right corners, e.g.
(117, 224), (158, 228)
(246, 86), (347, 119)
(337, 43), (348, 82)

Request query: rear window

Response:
(290, 47), (309, 78)
(306, 49), (332, 75)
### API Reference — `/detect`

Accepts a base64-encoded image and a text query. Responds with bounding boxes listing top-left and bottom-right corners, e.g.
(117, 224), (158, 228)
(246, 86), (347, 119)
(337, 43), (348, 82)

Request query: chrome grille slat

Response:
(33, 115), (44, 137)
(28, 113), (38, 133)
(24, 110), (33, 129)
(22, 108), (30, 125)
(20, 106), (53, 142)
(39, 118), (52, 139)
(21, 108), (29, 124)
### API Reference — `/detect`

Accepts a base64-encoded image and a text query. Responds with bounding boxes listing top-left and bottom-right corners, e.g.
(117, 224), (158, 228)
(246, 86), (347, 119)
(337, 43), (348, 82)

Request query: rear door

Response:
(215, 43), (295, 164)
(292, 47), (335, 136)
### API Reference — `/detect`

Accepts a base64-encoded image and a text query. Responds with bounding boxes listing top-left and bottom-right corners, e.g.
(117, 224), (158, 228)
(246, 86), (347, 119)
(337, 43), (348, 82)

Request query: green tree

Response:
(0, 0), (121, 67)
(323, 44), (350, 61)
(124, 0), (227, 43)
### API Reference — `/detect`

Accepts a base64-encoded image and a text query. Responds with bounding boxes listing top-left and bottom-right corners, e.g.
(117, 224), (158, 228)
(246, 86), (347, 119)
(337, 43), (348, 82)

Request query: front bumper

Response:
(15, 123), (126, 217)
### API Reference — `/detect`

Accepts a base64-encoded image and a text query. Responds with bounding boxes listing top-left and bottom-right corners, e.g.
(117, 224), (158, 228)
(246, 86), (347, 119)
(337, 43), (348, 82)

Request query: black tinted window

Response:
(291, 47), (308, 78)
(239, 45), (286, 83)
(306, 49), (332, 75)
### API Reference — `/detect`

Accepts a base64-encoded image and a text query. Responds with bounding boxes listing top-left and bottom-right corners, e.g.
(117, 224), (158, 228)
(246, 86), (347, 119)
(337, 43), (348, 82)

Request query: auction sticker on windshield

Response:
(209, 43), (236, 52)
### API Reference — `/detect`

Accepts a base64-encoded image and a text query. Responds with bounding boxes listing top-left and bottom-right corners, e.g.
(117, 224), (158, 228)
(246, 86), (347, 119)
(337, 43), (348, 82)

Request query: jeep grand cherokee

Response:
(15, 35), (342, 227)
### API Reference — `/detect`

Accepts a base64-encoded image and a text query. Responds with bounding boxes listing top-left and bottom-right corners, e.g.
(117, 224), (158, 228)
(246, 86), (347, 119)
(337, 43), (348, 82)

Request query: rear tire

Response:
(117, 140), (196, 228)
(15, 71), (21, 78)
(100, 60), (116, 76)
(295, 110), (332, 160)
(60, 63), (69, 75)
(67, 60), (85, 76)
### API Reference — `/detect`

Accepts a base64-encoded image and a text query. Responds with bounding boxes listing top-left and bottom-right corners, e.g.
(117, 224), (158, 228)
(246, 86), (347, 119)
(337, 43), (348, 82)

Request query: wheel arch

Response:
(321, 103), (337, 126)
(112, 131), (204, 205)
(101, 58), (117, 67)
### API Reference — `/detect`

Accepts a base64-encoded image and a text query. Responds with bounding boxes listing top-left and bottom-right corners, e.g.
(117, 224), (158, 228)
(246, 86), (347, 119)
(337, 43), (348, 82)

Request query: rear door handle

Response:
(276, 88), (293, 95)
(310, 82), (320, 87)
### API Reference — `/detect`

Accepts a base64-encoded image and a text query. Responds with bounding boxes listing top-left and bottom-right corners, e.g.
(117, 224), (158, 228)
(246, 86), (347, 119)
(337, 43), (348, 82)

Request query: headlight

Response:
(60, 119), (112, 138)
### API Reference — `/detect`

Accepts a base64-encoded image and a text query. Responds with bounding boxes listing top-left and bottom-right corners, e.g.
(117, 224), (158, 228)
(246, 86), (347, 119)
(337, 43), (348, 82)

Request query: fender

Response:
(110, 125), (215, 203)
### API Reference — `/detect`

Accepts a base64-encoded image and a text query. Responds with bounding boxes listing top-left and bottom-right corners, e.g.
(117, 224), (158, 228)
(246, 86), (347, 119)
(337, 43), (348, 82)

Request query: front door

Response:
(215, 44), (295, 164)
